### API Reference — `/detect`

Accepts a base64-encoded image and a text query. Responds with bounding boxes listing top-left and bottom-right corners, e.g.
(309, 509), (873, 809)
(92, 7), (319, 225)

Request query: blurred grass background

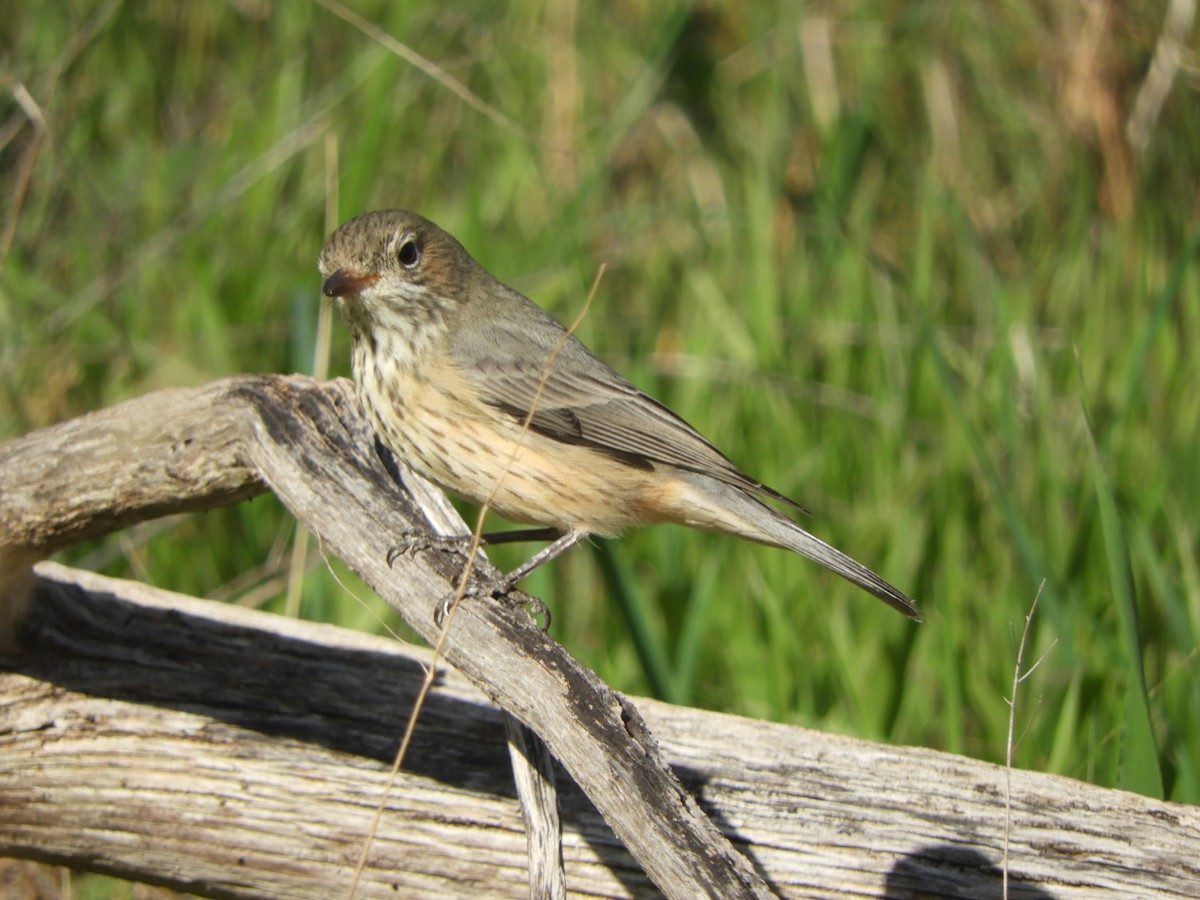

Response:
(2, 0), (1199, 893)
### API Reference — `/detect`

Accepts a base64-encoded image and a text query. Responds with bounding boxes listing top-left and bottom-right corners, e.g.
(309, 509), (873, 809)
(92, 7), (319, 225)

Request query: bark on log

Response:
(2, 375), (1198, 898)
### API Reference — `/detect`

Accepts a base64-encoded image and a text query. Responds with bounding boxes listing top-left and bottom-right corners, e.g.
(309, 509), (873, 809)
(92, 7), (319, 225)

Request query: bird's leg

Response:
(498, 529), (590, 589)
(482, 527), (564, 545)
(391, 528), (587, 630)
(453, 529), (588, 630)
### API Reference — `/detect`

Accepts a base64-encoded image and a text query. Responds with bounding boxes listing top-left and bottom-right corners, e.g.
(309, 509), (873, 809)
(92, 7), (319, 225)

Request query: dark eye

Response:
(397, 238), (421, 268)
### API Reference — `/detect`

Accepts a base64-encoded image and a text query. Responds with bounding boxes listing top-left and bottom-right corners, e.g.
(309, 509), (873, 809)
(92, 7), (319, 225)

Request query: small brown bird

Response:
(319, 210), (919, 620)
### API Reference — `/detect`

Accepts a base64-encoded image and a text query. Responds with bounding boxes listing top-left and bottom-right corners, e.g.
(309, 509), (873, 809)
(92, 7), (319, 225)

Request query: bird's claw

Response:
(432, 575), (552, 631)
(432, 579), (487, 629)
(385, 532), (550, 631)
(502, 590), (552, 631)
(387, 532), (474, 568)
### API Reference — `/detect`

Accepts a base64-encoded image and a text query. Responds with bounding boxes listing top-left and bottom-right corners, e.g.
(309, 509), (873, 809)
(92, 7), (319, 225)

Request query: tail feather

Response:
(672, 475), (922, 621)
(762, 516), (921, 621)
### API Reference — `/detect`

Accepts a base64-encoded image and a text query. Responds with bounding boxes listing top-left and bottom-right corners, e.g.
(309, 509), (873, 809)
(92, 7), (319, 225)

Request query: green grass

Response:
(4, 2), (1198, 875)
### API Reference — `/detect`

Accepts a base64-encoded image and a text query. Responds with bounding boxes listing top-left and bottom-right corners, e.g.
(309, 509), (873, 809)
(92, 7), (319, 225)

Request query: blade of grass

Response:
(592, 541), (677, 703)
(1077, 349), (1163, 798)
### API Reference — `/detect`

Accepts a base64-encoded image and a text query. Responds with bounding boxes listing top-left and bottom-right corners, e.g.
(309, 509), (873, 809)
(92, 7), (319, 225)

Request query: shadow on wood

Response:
(5, 564), (655, 898)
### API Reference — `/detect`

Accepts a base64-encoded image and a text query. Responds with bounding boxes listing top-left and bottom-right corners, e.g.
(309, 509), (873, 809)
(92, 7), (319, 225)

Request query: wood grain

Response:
(3, 564), (1198, 898)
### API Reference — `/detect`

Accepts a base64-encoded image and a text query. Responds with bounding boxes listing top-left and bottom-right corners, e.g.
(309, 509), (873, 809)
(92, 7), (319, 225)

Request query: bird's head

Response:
(318, 209), (482, 336)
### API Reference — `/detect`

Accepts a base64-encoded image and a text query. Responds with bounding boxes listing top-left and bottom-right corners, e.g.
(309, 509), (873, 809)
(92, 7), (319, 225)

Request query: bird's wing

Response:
(452, 316), (806, 512)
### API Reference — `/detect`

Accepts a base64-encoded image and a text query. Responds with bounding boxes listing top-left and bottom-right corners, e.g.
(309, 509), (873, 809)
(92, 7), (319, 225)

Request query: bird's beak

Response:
(322, 267), (378, 298)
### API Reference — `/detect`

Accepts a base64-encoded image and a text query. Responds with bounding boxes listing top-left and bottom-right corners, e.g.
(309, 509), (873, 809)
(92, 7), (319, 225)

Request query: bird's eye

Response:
(396, 238), (421, 268)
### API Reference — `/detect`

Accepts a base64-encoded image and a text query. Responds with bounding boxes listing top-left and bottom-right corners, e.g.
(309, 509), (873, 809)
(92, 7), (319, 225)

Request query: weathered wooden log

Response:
(2, 376), (1197, 898)
(0, 375), (768, 897)
(4, 563), (1198, 898)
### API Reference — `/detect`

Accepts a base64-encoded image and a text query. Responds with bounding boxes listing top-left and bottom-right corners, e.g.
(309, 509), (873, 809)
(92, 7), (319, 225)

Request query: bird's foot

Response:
(433, 573), (552, 631)
(386, 532), (477, 567)
(500, 590), (552, 631)
(387, 531), (553, 631)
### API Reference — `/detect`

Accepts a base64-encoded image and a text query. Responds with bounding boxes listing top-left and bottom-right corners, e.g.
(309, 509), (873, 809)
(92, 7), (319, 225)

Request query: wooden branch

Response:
(0, 378), (268, 552)
(505, 714), (566, 899)
(3, 563), (1198, 898)
(0, 375), (769, 896)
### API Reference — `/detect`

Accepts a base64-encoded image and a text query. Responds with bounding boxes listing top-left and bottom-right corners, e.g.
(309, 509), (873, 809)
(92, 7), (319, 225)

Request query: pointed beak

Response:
(322, 267), (378, 298)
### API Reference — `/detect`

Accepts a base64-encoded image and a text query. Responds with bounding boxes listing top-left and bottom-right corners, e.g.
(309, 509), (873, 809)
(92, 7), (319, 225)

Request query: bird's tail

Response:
(671, 475), (922, 621)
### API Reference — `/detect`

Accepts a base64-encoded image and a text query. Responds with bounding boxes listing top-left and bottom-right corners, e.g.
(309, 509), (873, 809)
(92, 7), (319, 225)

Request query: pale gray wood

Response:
(0, 374), (770, 898)
(504, 712), (566, 900)
(0, 378), (266, 552)
(3, 563), (1198, 899)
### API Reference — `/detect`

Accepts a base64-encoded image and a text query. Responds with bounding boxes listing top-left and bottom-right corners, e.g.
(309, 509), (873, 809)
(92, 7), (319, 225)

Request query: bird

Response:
(318, 209), (919, 620)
